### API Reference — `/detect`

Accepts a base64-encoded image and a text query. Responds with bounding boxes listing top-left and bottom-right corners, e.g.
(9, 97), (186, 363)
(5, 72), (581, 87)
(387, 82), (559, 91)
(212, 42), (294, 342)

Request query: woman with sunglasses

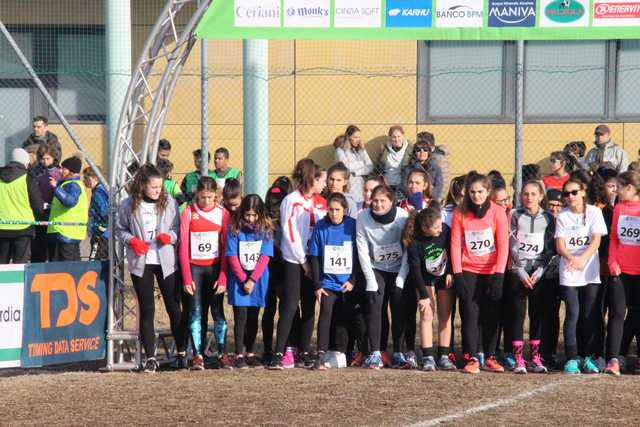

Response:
(402, 140), (444, 203)
(555, 178), (607, 374)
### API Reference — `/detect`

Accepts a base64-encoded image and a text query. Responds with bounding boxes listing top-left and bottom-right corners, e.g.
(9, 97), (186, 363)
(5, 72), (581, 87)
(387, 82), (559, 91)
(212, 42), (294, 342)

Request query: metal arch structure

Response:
(106, 0), (212, 370)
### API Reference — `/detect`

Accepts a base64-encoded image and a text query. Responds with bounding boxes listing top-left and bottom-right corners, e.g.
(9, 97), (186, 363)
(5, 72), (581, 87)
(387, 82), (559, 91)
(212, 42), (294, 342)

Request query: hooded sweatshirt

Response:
(0, 162), (44, 238)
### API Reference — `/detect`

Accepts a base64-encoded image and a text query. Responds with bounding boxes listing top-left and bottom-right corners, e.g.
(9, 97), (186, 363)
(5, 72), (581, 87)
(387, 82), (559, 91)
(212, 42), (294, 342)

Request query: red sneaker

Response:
(463, 358), (480, 374)
(482, 356), (505, 373)
(350, 352), (365, 367)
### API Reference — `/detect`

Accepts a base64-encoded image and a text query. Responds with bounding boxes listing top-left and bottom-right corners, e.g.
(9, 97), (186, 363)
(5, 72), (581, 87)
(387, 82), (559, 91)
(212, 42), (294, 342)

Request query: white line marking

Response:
(410, 376), (592, 426)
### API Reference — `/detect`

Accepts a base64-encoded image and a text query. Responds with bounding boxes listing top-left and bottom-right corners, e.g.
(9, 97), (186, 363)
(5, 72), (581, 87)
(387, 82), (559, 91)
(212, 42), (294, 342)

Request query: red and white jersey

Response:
(280, 190), (327, 264)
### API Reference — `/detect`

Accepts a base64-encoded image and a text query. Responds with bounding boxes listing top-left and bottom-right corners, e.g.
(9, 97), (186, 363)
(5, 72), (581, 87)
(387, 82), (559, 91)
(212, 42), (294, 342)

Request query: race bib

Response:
(140, 206), (157, 242)
(324, 243), (353, 275)
(190, 231), (219, 260)
(564, 226), (591, 255)
(464, 228), (495, 256)
(239, 240), (262, 270)
(617, 215), (640, 246)
(373, 242), (402, 266)
(423, 245), (447, 277)
(517, 232), (544, 259)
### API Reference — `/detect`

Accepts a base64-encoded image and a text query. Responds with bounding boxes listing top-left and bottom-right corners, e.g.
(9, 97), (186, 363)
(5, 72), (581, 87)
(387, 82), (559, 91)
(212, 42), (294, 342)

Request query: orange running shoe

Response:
(380, 351), (392, 368)
(605, 358), (621, 376)
(350, 352), (365, 367)
(482, 356), (505, 373)
(463, 357), (480, 374)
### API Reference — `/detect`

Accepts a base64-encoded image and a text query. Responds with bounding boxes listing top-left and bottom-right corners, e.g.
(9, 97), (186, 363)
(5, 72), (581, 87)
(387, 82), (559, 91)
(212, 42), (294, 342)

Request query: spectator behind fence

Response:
(543, 151), (571, 191)
(564, 141), (588, 171)
(23, 116), (62, 164)
(213, 147), (242, 190)
(334, 125), (373, 206)
(83, 166), (109, 260)
(376, 125), (413, 195)
(419, 131), (451, 196)
(0, 148), (44, 264)
(29, 143), (62, 262)
(403, 133), (444, 202)
(585, 124), (630, 173)
(47, 155), (87, 261)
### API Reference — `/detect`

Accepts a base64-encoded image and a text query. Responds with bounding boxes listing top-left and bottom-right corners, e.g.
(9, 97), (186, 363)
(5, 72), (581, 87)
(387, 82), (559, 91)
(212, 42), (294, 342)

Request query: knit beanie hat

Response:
(61, 156), (82, 174)
(11, 148), (30, 168)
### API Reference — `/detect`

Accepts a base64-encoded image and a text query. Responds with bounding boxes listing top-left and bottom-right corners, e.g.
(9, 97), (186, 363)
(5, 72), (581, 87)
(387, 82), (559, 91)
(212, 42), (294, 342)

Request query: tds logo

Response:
(30, 272), (100, 328)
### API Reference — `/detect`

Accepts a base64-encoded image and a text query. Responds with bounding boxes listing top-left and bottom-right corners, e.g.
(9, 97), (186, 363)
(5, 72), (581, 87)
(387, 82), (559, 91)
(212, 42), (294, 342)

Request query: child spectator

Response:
(157, 158), (184, 205)
(83, 166), (109, 260)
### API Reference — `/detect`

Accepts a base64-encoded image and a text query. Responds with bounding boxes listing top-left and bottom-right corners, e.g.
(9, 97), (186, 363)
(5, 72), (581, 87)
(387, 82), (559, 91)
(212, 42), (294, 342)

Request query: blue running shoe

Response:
(582, 356), (600, 374)
(365, 351), (383, 370)
(477, 352), (485, 367)
(564, 358), (581, 374)
(502, 353), (516, 370)
(392, 352), (407, 368)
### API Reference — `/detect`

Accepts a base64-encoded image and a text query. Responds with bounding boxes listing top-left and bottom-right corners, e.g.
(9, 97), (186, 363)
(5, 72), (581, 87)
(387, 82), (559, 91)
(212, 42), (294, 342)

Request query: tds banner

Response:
(21, 261), (107, 368)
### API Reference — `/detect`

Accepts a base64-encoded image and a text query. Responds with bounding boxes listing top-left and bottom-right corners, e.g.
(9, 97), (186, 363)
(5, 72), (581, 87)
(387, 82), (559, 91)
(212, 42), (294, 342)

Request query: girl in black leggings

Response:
(269, 159), (327, 370)
(115, 164), (184, 373)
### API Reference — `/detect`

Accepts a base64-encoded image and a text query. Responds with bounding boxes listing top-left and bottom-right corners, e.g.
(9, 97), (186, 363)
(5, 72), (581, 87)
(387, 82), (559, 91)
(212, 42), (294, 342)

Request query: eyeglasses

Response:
(562, 190), (580, 197)
(548, 202), (563, 208)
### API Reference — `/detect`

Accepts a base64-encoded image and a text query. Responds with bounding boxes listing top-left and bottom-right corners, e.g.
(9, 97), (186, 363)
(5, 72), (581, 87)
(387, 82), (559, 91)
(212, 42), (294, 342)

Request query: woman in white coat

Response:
(335, 125), (373, 207)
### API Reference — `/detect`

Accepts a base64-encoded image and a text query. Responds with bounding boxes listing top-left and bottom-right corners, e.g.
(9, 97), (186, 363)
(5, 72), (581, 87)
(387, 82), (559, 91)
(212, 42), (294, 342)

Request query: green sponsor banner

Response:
(195, 0), (640, 40)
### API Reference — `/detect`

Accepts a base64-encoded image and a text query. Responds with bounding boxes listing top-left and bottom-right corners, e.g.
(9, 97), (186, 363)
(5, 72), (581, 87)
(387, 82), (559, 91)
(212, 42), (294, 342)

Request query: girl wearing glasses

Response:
(555, 178), (607, 374)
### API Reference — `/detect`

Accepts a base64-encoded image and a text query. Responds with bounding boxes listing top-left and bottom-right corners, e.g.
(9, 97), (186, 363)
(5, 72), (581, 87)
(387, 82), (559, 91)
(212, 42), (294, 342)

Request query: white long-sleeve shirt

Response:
(280, 190), (327, 264)
(356, 207), (409, 291)
(335, 146), (373, 204)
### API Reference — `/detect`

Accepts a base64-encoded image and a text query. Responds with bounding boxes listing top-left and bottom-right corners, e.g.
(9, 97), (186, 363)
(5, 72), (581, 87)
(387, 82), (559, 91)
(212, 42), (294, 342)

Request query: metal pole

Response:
(242, 39), (269, 196)
(514, 40), (524, 207)
(0, 20), (108, 189)
(105, 0), (132, 173)
(200, 17), (209, 178)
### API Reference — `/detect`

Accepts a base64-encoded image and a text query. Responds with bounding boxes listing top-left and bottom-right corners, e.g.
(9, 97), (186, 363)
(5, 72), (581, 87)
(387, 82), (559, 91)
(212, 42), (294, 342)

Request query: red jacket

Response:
(608, 200), (640, 275)
(450, 201), (509, 275)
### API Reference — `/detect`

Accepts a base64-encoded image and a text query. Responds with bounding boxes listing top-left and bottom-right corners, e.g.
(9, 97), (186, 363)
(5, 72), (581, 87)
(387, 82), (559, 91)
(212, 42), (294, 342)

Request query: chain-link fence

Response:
(1, 1), (640, 197)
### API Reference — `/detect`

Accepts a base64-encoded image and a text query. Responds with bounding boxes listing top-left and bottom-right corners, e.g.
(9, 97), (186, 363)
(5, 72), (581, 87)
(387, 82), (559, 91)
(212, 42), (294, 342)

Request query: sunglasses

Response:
(415, 147), (430, 153)
(548, 202), (563, 208)
(562, 190), (580, 197)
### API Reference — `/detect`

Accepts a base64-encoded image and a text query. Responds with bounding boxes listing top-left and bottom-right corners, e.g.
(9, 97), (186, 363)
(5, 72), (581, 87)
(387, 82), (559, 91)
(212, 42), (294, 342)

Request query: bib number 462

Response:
(568, 236), (590, 247)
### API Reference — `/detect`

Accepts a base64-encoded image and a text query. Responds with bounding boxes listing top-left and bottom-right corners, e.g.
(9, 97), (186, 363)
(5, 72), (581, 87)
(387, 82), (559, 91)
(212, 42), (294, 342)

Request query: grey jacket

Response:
(115, 196), (179, 278)
(585, 140), (630, 173)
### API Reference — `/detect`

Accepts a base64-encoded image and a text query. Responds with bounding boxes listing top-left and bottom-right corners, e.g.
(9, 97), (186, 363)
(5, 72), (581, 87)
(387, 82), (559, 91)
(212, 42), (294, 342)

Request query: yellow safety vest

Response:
(0, 174), (34, 231)
(48, 179), (88, 241)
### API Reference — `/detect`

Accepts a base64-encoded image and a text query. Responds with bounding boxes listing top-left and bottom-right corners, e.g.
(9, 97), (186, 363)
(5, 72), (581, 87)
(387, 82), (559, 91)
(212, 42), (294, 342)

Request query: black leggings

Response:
(560, 284), (600, 360)
(456, 272), (503, 359)
(506, 272), (545, 342)
(233, 306), (259, 355)
(274, 261), (315, 354)
(366, 269), (404, 353)
(540, 277), (561, 359)
(317, 289), (350, 353)
(604, 276), (626, 361)
(0, 236), (31, 264)
(621, 274), (640, 357)
(262, 255), (284, 354)
(131, 265), (185, 358)
(403, 282), (417, 352)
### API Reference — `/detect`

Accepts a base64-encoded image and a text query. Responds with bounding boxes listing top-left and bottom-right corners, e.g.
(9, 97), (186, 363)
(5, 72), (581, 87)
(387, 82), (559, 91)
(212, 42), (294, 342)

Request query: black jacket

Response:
(23, 131), (62, 163)
(0, 162), (45, 238)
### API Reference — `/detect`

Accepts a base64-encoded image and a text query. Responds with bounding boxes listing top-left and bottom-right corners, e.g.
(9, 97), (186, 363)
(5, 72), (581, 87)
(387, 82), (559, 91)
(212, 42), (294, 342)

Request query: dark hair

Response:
(196, 176), (218, 194)
(214, 147), (230, 159)
(406, 168), (432, 198)
(332, 134), (346, 150)
(327, 162), (350, 192)
(416, 131), (435, 147)
(192, 149), (211, 160)
(522, 164), (542, 182)
(388, 125), (405, 137)
(371, 184), (395, 205)
(326, 192), (349, 213)
(130, 164), (168, 213)
(292, 158), (317, 194)
(445, 175), (466, 207)
(82, 165), (105, 180)
(223, 178), (242, 200)
(569, 169), (592, 187)
(158, 139), (171, 151)
(265, 176), (292, 223)
(462, 171), (491, 213)
(618, 171), (640, 194)
(156, 158), (174, 178)
(365, 175), (386, 187)
(402, 200), (442, 247)
(33, 115), (48, 124)
(487, 170), (506, 190)
(231, 194), (273, 238)
(563, 178), (587, 205)
(36, 142), (60, 162)
(550, 150), (568, 165)
(629, 161), (640, 172)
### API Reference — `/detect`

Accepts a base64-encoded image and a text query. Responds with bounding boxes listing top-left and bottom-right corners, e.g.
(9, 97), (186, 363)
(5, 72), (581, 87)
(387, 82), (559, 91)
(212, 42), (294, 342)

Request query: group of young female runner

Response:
(115, 154), (640, 375)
